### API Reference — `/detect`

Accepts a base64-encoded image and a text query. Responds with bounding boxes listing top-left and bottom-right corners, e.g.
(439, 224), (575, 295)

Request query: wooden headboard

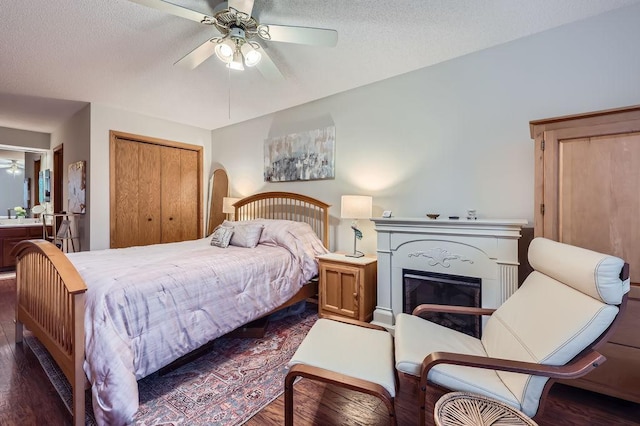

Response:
(233, 192), (330, 248)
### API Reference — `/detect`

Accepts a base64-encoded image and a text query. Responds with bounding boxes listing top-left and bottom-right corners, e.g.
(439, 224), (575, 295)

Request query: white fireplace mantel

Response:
(371, 217), (528, 330)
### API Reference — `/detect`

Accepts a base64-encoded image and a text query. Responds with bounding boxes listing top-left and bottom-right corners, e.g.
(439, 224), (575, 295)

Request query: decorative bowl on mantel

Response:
(426, 214), (440, 220)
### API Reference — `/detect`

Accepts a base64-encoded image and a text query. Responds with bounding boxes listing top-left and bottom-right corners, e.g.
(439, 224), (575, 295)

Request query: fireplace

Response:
(371, 217), (527, 330)
(403, 269), (481, 337)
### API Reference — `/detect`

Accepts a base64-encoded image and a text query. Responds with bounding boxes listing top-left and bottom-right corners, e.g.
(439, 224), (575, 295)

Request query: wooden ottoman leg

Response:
(285, 369), (299, 426)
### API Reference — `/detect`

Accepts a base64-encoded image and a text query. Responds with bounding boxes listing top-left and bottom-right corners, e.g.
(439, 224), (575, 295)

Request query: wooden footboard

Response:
(13, 239), (87, 426)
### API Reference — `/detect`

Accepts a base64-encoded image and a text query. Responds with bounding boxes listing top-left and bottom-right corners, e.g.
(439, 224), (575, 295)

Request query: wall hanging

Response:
(264, 125), (335, 182)
(68, 160), (86, 214)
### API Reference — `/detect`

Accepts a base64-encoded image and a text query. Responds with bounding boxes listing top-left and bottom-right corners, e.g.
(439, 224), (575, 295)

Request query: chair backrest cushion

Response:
(481, 238), (628, 417)
(528, 237), (629, 304)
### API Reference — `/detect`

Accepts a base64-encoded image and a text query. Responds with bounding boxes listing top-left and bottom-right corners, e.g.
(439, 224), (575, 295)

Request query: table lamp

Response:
(222, 197), (240, 220)
(341, 195), (372, 258)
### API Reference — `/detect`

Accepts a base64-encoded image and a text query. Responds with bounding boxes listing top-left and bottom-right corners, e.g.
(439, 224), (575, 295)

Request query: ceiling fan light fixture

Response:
(215, 38), (235, 63)
(241, 43), (261, 67)
(227, 49), (245, 71)
(6, 164), (21, 176)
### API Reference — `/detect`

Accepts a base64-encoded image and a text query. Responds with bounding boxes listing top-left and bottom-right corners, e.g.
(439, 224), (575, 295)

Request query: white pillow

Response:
(210, 225), (233, 248)
(223, 220), (264, 248)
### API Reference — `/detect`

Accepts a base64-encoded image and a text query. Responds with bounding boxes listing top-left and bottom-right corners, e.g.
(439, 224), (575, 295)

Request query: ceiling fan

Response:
(0, 159), (24, 176)
(130, 0), (338, 81)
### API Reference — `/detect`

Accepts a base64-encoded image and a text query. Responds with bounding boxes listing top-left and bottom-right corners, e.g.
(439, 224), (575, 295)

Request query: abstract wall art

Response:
(264, 125), (335, 182)
(68, 161), (86, 214)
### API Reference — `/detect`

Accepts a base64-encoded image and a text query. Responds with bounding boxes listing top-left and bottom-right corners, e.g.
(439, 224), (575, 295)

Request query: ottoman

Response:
(285, 316), (397, 425)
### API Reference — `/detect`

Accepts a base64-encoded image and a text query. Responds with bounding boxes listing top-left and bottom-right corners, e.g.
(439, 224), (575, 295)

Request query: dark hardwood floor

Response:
(1, 275), (639, 425)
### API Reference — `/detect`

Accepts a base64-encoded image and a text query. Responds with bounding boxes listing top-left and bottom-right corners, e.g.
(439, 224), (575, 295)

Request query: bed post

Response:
(13, 239), (88, 426)
(72, 292), (86, 426)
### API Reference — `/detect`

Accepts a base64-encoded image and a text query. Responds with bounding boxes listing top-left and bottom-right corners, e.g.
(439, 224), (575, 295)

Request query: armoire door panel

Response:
(556, 132), (640, 280)
(160, 146), (182, 243)
(138, 143), (162, 246)
(112, 139), (140, 248)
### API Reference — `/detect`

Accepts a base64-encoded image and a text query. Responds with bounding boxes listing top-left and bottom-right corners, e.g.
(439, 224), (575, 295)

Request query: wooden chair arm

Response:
(412, 304), (496, 317)
(319, 314), (389, 332)
(420, 349), (606, 390)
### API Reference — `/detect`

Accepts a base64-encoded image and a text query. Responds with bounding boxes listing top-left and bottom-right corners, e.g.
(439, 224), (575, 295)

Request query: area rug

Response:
(25, 303), (318, 425)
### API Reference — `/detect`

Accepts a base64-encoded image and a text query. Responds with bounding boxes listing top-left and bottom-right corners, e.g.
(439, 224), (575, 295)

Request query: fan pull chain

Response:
(227, 65), (231, 119)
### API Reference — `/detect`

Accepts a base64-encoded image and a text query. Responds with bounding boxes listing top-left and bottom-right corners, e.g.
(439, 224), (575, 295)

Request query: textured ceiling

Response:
(0, 0), (638, 133)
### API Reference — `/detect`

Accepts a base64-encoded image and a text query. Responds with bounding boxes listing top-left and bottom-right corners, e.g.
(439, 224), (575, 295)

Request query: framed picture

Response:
(264, 125), (335, 182)
(68, 161), (86, 214)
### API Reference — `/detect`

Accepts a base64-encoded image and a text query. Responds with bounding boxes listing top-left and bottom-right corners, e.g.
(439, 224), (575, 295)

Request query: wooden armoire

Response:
(110, 131), (203, 248)
(530, 105), (640, 403)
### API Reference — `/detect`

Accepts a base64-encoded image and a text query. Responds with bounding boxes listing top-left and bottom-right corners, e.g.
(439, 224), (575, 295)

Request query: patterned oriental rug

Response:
(24, 303), (318, 425)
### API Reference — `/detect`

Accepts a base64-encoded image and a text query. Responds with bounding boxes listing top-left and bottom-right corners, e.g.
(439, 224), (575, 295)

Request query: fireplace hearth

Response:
(404, 269), (481, 337)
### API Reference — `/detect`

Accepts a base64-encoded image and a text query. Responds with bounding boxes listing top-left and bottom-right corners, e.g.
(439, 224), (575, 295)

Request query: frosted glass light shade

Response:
(341, 195), (372, 219)
(241, 43), (261, 66)
(215, 40), (234, 63)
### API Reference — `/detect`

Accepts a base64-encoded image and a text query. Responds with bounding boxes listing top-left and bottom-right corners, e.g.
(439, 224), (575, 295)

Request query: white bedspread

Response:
(67, 220), (327, 425)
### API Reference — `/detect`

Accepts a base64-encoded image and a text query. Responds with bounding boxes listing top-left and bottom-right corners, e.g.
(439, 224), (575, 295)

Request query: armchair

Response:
(394, 237), (630, 425)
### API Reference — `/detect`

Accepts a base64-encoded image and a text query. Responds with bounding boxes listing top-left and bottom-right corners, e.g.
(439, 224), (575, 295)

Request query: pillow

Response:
(210, 225), (233, 248)
(223, 220), (264, 248)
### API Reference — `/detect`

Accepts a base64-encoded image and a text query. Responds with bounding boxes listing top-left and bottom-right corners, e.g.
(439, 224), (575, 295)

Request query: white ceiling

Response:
(1, 0), (638, 133)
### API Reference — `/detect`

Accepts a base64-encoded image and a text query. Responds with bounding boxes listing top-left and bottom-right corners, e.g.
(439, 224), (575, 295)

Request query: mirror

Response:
(39, 169), (51, 203)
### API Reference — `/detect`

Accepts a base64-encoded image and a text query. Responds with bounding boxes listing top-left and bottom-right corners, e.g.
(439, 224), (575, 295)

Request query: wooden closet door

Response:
(159, 147), (198, 243)
(160, 146), (182, 243)
(179, 149), (198, 241)
(112, 138), (141, 248)
(138, 143), (162, 245)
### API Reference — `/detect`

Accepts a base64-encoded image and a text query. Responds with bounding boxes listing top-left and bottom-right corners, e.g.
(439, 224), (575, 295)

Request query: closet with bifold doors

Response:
(110, 130), (203, 248)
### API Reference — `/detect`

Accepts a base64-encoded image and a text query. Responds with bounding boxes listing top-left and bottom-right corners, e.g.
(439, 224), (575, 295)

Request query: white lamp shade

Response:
(222, 197), (240, 214)
(341, 195), (372, 219)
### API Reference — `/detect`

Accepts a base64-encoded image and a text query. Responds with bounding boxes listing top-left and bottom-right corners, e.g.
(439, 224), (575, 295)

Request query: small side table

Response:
(434, 392), (538, 426)
(317, 253), (377, 322)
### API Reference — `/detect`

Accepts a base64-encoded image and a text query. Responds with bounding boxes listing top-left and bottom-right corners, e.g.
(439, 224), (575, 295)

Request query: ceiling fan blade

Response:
(259, 24), (338, 47)
(255, 49), (285, 82)
(129, 0), (216, 25)
(174, 38), (219, 69)
(228, 0), (254, 17)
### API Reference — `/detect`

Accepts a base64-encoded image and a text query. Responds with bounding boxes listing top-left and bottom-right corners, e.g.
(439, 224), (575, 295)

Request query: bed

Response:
(13, 191), (330, 426)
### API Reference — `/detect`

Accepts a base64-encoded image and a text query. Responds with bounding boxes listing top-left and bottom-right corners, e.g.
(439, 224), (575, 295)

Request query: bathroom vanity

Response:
(0, 220), (48, 270)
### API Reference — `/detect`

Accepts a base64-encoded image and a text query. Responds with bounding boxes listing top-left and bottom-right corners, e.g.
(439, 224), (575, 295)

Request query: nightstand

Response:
(317, 253), (377, 322)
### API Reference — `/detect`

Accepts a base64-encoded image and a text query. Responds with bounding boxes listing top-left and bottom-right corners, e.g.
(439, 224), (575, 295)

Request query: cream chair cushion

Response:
(395, 313), (521, 409)
(482, 272), (619, 416)
(288, 318), (396, 397)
